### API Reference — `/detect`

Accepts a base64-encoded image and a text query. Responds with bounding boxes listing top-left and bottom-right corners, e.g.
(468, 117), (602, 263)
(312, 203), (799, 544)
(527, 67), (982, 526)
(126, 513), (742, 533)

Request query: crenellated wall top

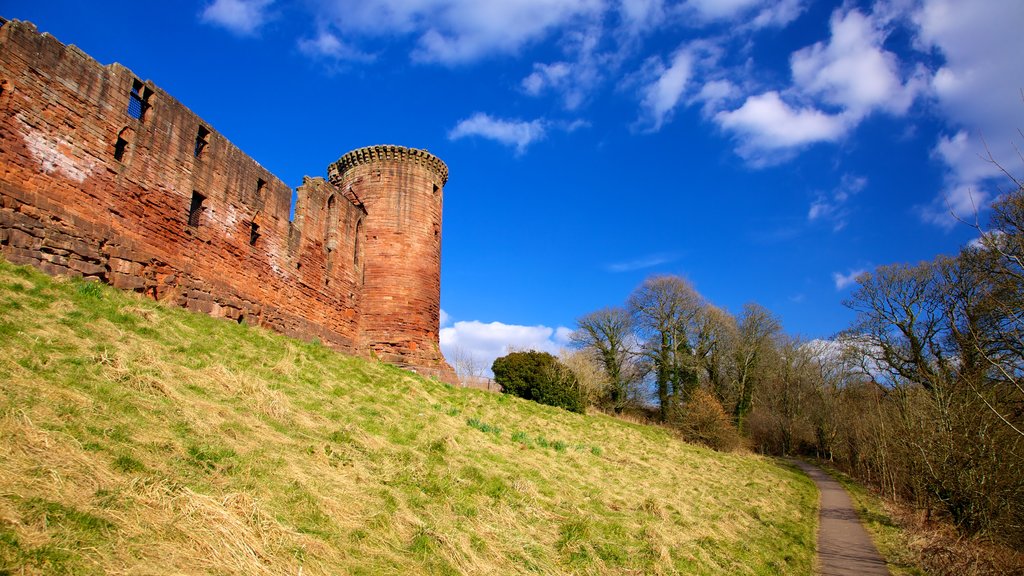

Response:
(328, 145), (448, 186)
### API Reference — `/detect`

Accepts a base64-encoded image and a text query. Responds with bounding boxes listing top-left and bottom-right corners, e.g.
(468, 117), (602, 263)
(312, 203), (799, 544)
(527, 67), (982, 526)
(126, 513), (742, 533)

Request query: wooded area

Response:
(564, 175), (1023, 553)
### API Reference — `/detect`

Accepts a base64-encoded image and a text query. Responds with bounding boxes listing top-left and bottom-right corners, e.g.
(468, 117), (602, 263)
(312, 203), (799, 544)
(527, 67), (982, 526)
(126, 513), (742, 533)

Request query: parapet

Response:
(329, 145), (449, 186)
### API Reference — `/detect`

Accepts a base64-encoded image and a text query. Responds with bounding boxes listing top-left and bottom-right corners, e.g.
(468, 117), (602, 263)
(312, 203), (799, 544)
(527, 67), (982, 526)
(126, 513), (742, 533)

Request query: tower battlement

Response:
(330, 145), (449, 186)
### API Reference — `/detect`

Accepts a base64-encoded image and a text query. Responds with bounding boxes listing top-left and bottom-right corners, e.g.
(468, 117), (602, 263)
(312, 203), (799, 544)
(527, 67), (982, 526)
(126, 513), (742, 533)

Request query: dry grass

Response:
(0, 258), (817, 575)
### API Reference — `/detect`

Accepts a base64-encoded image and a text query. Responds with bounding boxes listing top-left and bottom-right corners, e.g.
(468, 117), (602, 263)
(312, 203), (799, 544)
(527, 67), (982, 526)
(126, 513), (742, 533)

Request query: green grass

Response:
(0, 257), (817, 575)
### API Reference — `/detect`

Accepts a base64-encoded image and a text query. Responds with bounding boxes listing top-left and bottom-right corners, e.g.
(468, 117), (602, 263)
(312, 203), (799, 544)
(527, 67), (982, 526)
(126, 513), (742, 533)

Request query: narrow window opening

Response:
(114, 136), (128, 161)
(324, 195), (338, 247)
(127, 79), (152, 121)
(194, 126), (210, 158)
(249, 221), (260, 246)
(325, 247), (333, 287)
(188, 191), (205, 227)
(255, 178), (266, 202)
(354, 219), (363, 268)
(433, 183), (439, 195)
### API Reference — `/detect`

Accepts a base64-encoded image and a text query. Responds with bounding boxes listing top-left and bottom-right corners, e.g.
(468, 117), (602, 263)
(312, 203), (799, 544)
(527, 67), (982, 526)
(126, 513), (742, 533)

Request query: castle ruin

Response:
(0, 19), (456, 383)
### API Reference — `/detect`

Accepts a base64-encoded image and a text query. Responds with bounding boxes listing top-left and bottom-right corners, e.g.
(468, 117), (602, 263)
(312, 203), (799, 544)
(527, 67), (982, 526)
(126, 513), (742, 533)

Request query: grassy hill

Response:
(0, 258), (817, 575)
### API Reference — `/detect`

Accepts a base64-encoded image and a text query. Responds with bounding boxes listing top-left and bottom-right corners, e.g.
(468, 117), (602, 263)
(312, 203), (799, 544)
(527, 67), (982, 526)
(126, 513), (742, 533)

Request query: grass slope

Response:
(0, 258), (817, 575)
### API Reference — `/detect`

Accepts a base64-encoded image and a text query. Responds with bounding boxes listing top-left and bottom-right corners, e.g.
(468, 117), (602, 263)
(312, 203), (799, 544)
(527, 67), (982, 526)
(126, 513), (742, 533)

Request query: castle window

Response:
(433, 183), (439, 195)
(127, 79), (152, 121)
(354, 219), (363, 268)
(256, 178), (266, 202)
(113, 127), (130, 161)
(249, 221), (260, 246)
(188, 191), (205, 227)
(194, 126), (210, 158)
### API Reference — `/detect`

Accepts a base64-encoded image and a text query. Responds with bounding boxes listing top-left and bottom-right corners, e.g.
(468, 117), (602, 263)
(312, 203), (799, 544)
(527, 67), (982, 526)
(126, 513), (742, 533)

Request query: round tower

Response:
(328, 145), (456, 383)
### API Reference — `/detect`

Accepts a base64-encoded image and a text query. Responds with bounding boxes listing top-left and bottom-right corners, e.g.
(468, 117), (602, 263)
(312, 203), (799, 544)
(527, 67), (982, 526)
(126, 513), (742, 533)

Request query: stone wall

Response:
(0, 19), (456, 383)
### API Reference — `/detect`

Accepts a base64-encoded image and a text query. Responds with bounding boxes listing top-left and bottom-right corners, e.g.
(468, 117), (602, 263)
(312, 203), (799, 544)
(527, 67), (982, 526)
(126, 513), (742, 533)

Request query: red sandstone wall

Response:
(328, 146), (453, 381)
(0, 20), (364, 348)
(0, 20), (456, 383)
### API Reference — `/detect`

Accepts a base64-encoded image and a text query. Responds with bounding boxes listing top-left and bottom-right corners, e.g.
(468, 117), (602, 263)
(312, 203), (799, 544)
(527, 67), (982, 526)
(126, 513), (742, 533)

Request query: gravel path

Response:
(792, 460), (890, 575)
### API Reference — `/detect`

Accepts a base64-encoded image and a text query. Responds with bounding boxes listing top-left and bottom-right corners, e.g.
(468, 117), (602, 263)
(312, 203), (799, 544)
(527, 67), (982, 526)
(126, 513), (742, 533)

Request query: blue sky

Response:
(4, 0), (1022, 371)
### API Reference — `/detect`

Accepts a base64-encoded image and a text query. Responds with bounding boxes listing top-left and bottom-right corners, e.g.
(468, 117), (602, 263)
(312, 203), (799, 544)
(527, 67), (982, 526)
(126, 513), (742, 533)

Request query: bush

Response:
(669, 389), (742, 452)
(492, 351), (585, 414)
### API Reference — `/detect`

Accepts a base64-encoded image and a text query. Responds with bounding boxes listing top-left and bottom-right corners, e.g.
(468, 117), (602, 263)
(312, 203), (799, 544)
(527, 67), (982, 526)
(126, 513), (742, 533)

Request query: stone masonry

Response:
(0, 19), (456, 383)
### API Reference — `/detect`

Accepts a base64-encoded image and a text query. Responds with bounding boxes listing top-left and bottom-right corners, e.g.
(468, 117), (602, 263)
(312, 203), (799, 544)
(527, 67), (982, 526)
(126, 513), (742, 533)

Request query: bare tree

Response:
(571, 307), (637, 413)
(449, 345), (485, 384)
(730, 303), (781, 433)
(627, 275), (704, 421)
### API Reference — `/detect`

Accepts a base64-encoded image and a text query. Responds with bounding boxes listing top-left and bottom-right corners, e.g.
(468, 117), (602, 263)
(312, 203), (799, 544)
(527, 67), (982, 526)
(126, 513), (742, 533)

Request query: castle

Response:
(0, 19), (456, 383)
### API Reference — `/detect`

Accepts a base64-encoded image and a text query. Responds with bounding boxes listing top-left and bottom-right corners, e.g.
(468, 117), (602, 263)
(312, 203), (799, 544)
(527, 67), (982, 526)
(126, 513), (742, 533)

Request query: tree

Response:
(492, 351), (585, 413)
(693, 304), (737, 407)
(570, 307), (638, 412)
(627, 275), (704, 421)
(730, 303), (781, 433)
(558, 348), (610, 408)
(449, 345), (485, 383)
(844, 255), (1024, 539)
(960, 188), (1024, 437)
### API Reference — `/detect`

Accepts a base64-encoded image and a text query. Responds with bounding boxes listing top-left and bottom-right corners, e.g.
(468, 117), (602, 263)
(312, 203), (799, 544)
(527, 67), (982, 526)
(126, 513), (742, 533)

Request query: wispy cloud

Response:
(200, 0), (273, 36)
(809, 174), (867, 232)
(832, 268), (867, 290)
(297, 29), (374, 62)
(307, 0), (604, 65)
(448, 113), (548, 154)
(606, 253), (675, 273)
(638, 47), (694, 131)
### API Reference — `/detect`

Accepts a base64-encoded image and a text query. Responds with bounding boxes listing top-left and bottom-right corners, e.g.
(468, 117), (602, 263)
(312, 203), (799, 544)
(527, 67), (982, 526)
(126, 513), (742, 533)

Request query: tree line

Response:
(513, 178), (1024, 547)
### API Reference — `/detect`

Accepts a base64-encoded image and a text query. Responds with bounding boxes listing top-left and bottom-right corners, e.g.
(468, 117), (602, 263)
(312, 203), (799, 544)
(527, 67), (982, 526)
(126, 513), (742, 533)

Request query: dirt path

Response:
(791, 460), (890, 575)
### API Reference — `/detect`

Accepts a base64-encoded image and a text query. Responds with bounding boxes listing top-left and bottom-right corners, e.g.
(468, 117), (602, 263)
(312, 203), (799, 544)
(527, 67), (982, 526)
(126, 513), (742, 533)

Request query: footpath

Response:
(791, 460), (890, 576)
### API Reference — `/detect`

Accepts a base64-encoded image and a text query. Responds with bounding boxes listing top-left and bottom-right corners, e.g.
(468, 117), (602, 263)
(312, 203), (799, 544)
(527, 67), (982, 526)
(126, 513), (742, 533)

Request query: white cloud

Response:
(692, 79), (740, 116)
(917, 181), (989, 230)
(833, 268), (867, 291)
(808, 174), (867, 231)
(523, 62), (573, 95)
(714, 91), (848, 162)
(618, 0), (668, 33)
(448, 113), (548, 154)
(903, 0), (1024, 228)
(749, 0), (805, 29)
(914, 0), (1024, 132)
(521, 24), (606, 110)
(297, 30), (374, 62)
(790, 8), (924, 119)
(915, 129), (994, 229)
(683, 0), (804, 28)
(200, 0), (273, 36)
(313, 0), (604, 65)
(440, 309), (451, 328)
(440, 319), (574, 376)
(639, 48), (694, 130)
